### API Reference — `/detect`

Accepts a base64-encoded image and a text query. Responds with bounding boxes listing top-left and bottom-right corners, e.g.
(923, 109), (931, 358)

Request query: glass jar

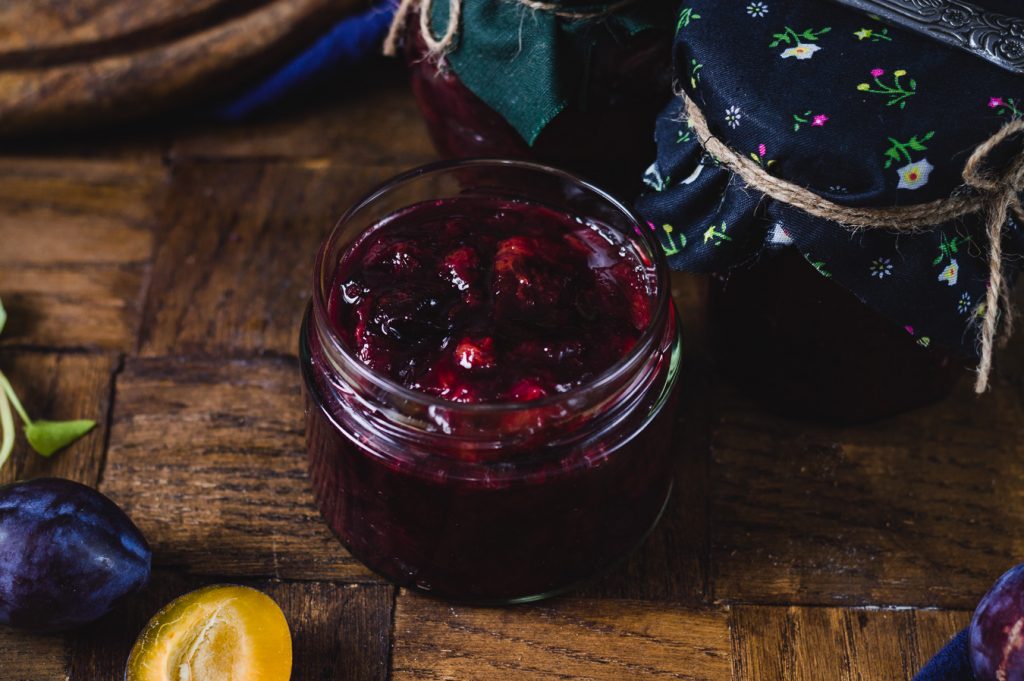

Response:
(300, 160), (681, 603)
(405, 12), (672, 194)
(709, 249), (963, 423)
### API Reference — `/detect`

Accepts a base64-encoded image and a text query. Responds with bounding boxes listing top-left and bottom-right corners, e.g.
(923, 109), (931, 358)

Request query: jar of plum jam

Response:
(301, 160), (681, 603)
(404, 11), (672, 192)
(709, 250), (964, 423)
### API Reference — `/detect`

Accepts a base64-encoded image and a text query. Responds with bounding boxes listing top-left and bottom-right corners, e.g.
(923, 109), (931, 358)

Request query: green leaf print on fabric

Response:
(857, 68), (916, 109)
(677, 8), (700, 31)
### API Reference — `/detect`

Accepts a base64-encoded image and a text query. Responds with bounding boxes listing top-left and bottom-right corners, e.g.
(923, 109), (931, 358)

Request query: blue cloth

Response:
(214, 1), (395, 120)
(914, 629), (974, 681)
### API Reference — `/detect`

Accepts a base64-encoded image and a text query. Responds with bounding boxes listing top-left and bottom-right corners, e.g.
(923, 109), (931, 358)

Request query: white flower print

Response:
(643, 162), (669, 191)
(938, 259), (959, 286)
(958, 292), (971, 315)
(746, 2), (769, 18)
(769, 223), (793, 245)
(869, 257), (893, 279)
(896, 159), (934, 190)
(724, 105), (742, 128)
(781, 43), (821, 60)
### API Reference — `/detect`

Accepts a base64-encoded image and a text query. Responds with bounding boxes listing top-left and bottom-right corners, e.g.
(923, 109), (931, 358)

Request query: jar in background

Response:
(301, 160), (682, 603)
(709, 249), (963, 423)
(405, 12), (672, 194)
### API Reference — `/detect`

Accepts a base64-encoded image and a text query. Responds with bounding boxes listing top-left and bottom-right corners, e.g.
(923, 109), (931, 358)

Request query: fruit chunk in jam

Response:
(328, 196), (653, 404)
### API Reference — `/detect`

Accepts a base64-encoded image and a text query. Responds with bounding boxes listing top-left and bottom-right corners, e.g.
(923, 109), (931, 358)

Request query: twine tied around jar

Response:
(382, 0), (646, 57)
(682, 92), (1024, 394)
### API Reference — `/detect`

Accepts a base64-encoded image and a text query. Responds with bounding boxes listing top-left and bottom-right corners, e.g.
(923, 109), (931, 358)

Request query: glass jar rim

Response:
(311, 158), (672, 415)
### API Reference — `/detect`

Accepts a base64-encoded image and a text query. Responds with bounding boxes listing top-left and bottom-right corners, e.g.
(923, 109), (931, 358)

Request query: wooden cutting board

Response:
(0, 0), (369, 136)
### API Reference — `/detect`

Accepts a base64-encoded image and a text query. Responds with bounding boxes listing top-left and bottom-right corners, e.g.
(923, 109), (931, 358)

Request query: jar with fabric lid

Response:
(637, 1), (1024, 422)
(385, 0), (676, 193)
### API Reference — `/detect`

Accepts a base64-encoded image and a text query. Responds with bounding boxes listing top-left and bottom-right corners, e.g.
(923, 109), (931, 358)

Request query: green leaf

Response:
(25, 419), (96, 457)
(0, 298), (6, 337)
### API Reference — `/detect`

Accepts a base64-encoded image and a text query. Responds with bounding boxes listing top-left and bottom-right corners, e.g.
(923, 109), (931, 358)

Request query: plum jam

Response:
(329, 198), (651, 403)
(301, 161), (681, 602)
(405, 14), (672, 193)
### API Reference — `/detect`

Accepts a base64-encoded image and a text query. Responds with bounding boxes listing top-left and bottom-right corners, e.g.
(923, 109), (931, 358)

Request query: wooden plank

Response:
(169, 68), (437, 165)
(69, 572), (393, 681)
(0, 351), (115, 486)
(710, 325), (1024, 608)
(0, 158), (159, 351)
(139, 160), (412, 357)
(100, 357), (378, 580)
(729, 606), (970, 681)
(0, 628), (68, 681)
(392, 593), (733, 681)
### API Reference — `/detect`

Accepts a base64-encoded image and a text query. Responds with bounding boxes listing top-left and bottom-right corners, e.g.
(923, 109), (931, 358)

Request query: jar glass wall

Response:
(301, 160), (682, 603)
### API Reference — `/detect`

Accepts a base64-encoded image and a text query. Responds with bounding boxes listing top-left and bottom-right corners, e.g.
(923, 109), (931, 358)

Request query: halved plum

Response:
(125, 585), (291, 681)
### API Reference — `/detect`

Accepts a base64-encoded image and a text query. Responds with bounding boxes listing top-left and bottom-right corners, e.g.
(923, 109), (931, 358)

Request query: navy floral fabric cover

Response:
(637, 0), (1024, 358)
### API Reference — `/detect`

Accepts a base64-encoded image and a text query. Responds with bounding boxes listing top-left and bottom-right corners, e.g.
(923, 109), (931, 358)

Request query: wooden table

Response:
(1, 64), (1020, 680)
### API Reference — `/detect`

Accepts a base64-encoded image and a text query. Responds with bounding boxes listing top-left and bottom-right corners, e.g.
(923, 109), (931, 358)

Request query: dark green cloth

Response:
(428, 0), (673, 144)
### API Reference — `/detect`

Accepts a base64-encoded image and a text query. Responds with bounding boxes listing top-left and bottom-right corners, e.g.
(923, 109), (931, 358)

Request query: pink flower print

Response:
(904, 325), (915, 335)
(989, 97), (1005, 109)
(811, 114), (829, 127)
(758, 144), (767, 157)
(871, 68), (885, 77)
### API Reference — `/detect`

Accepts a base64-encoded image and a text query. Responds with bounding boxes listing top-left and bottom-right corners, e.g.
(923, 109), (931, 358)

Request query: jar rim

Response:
(311, 158), (672, 415)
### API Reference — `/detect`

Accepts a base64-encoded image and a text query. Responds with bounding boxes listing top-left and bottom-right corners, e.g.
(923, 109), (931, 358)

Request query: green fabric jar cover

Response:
(416, 0), (676, 144)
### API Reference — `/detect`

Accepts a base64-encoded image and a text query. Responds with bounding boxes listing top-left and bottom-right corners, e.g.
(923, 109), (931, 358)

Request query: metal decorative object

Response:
(832, 0), (1024, 75)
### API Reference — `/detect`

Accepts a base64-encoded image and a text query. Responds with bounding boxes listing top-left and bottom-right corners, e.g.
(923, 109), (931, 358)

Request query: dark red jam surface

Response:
(327, 196), (653, 404)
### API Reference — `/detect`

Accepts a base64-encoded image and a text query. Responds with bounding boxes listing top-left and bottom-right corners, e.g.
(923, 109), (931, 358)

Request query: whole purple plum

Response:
(971, 564), (1024, 681)
(0, 478), (150, 631)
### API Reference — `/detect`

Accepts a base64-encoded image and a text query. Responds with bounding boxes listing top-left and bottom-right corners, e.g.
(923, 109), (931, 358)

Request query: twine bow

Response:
(383, 0), (645, 57)
(683, 93), (1024, 393)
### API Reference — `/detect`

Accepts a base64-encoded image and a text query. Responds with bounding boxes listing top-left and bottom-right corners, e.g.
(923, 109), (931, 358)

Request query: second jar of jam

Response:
(301, 160), (681, 603)
(402, 2), (673, 193)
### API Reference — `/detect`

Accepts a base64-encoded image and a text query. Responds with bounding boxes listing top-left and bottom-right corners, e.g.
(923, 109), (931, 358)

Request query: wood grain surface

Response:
(392, 594), (733, 681)
(711, 351), (1024, 609)
(101, 357), (378, 580)
(139, 161), (410, 357)
(0, 67), (1015, 680)
(0, 0), (369, 135)
(730, 607), (970, 681)
(0, 158), (160, 351)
